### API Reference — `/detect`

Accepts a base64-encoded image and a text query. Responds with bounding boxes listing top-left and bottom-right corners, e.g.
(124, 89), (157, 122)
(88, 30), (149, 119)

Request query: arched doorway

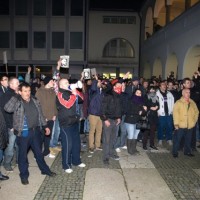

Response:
(153, 58), (162, 79)
(183, 45), (200, 78)
(165, 53), (178, 79)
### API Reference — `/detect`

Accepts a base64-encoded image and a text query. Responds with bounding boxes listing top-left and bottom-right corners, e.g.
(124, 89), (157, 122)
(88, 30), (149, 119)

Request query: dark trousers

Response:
(16, 128), (51, 180)
(42, 120), (54, 156)
(60, 123), (81, 170)
(191, 125), (197, 149)
(173, 128), (192, 155)
(102, 119), (118, 160)
(143, 123), (156, 147)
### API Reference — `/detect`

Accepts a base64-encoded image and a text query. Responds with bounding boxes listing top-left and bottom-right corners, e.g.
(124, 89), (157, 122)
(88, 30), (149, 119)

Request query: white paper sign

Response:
(3, 51), (7, 64)
(60, 55), (70, 68)
(83, 68), (91, 79)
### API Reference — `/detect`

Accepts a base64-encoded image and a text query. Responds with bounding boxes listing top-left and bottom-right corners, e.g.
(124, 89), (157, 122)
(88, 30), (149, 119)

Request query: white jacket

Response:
(156, 90), (174, 116)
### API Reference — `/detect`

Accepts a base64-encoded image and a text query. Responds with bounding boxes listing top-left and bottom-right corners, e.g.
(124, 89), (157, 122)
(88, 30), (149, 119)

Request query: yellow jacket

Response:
(173, 97), (199, 129)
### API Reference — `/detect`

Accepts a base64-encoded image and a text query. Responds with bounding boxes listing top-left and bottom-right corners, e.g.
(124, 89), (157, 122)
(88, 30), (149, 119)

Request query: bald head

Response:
(9, 77), (19, 92)
(59, 78), (69, 90)
(182, 88), (190, 100)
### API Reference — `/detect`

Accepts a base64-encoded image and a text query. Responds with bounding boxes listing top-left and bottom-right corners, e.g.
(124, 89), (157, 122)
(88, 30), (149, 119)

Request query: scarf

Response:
(147, 92), (158, 103)
(132, 95), (144, 105)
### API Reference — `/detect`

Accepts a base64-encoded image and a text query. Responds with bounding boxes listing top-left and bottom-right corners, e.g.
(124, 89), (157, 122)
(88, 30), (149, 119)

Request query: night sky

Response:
(89, 0), (146, 11)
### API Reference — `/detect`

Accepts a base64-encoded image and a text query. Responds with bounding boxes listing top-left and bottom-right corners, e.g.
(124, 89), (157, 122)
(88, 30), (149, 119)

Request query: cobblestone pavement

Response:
(148, 151), (200, 200)
(34, 148), (120, 200)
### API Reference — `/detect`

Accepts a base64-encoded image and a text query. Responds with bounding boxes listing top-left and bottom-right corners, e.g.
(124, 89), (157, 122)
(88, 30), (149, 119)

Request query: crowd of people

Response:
(0, 60), (200, 185)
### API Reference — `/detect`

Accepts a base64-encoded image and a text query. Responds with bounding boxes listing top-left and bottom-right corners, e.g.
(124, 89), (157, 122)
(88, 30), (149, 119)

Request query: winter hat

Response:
(43, 76), (52, 85)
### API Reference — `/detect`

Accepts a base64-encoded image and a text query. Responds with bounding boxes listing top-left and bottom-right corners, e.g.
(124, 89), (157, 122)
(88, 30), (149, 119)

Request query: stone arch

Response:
(145, 7), (153, 39)
(153, 58), (162, 79)
(183, 45), (200, 78)
(165, 53), (178, 79)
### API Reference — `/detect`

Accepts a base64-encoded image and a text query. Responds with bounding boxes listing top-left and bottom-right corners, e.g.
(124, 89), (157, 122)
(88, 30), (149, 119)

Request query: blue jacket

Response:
(88, 80), (104, 116)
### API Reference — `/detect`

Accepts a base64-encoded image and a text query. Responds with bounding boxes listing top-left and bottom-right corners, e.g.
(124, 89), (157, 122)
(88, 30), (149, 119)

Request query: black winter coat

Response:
(124, 97), (146, 124)
(0, 109), (8, 149)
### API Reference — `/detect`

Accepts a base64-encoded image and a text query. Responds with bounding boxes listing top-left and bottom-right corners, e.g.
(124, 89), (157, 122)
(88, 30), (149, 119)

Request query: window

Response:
(71, 0), (83, 16)
(15, 0), (27, 15)
(103, 38), (135, 58)
(52, 0), (64, 16)
(103, 16), (136, 24)
(34, 0), (46, 16)
(16, 32), (28, 48)
(34, 32), (46, 48)
(70, 32), (82, 49)
(0, 1), (9, 15)
(0, 32), (9, 48)
(52, 32), (64, 49)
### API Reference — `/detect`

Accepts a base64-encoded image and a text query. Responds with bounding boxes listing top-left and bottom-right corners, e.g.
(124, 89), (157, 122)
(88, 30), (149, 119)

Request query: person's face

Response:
(19, 86), (31, 101)
(149, 88), (155, 93)
(47, 80), (54, 88)
(132, 80), (139, 87)
(97, 80), (102, 88)
(143, 81), (148, 89)
(9, 79), (19, 92)
(183, 80), (191, 89)
(61, 79), (69, 90)
(135, 90), (142, 97)
(167, 82), (173, 90)
(183, 89), (190, 100)
(160, 83), (167, 92)
(0, 76), (8, 87)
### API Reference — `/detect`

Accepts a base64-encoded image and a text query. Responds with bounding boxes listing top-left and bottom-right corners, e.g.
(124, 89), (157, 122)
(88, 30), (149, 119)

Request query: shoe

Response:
(167, 140), (173, 146)
(0, 175), (9, 181)
(47, 153), (56, 158)
(65, 169), (73, 173)
(78, 163), (86, 168)
(110, 155), (120, 161)
(121, 146), (127, 150)
(103, 158), (109, 165)
(115, 148), (121, 153)
(48, 172), (56, 177)
(4, 165), (14, 172)
(21, 178), (29, 185)
(143, 146), (147, 150)
(150, 145), (158, 150)
(197, 145), (200, 148)
(89, 148), (94, 154)
(173, 154), (178, 158)
(158, 140), (162, 146)
(184, 153), (195, 157)
(95, 147), (103, 151)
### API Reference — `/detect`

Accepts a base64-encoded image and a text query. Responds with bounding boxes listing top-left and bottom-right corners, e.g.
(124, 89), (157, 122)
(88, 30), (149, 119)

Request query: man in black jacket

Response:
(57, 79), (86, 174)
(101, 80), (122, 165)
(0, 75), (8, 96)
(0, 77), (19, 172)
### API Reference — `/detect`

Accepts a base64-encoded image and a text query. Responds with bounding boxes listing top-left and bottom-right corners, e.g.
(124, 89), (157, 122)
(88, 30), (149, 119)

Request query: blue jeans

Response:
(0, 149), (3, 175)
(173, 128), (192, 155)
(125, 123), (140, 139)
(16, 127), (52, 180)
(115, 115), (127, 148)
(84, 118), (90, 133)
(3, 129), (16, 167)
(50, 118), (60, 148)
(157, 115), (173, 141)
(60, 123), (81, 170)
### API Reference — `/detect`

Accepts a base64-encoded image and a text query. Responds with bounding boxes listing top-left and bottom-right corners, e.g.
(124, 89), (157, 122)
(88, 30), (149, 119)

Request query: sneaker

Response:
(95, 147), (103, 151)
(78, 163), (86, 168)
(49, 148), (57, 155)
(167, 140), (173, 146)
(158, 140), (163, 146)
(4, 165), (14, 172)
(150, 145), (158, 150)
(89, 148), (94, 154)
(47, 153), (56, 158)
(110, 155), (120, 161)
(103, 158), (109, 165)
(115, 148), (121, 153)
(65, 169), (73, 174)
(143, 146), (148, 150)
(54, 146), (62, 152)
(121, 146), (127, 150)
